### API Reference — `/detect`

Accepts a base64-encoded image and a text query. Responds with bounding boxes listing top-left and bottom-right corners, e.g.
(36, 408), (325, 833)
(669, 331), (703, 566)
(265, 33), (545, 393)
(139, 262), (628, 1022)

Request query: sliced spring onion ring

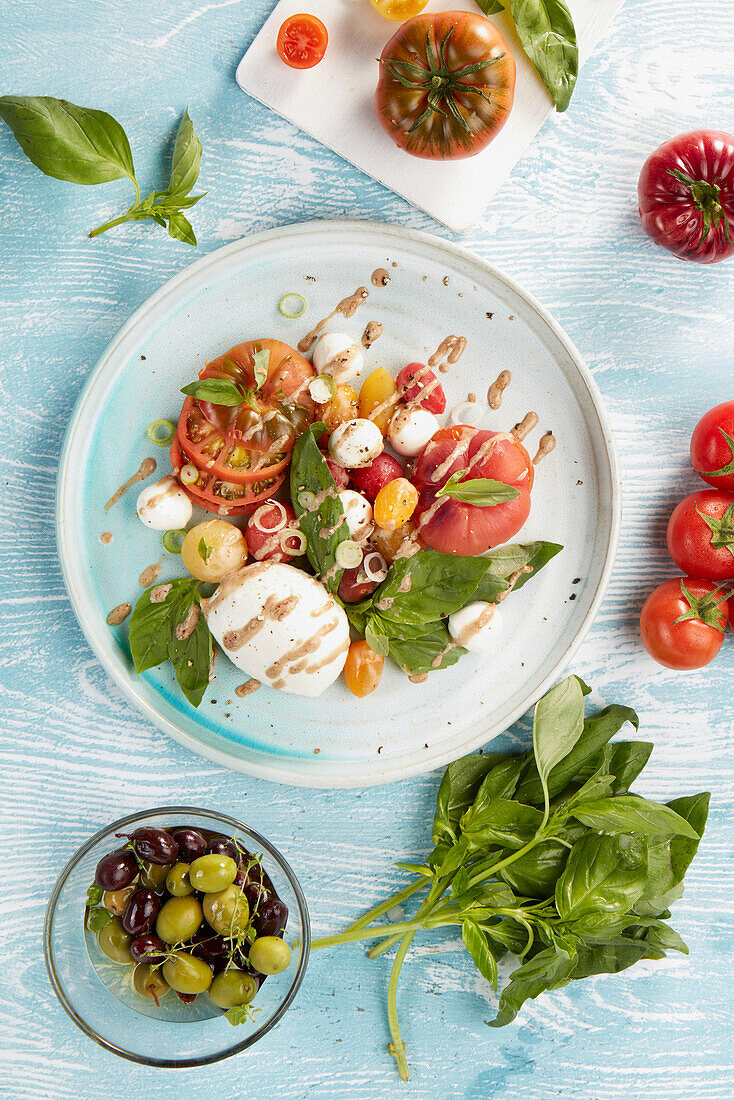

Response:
(278, 292), (307, 319)
(180, 464), (199, 485)
(162, 529), (186, 554)
(146, 419), (176, 447)
(298, 490), (316, 510)
(335, 540), (363, 569)
(363, 551), (388, 583)
(280, 529), (307, 556)
(309, 376), (336, 403)
(252, 500), (287, 534)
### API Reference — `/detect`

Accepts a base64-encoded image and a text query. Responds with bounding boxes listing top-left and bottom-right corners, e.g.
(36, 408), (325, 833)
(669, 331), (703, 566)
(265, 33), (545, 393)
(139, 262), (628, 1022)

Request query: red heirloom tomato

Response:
(690, 400), (734, 490)
(396, 363), (446, 414)
(638, 130), (734, 263)
(667, 489), (734, 581)
(276, 14), (328, 70)
(170, 436), (286, 517)
(374, 11), (515, 161)
(639, 577), (728, 670)
(350, 453), (403, 501)
(412, 425), (532, 556)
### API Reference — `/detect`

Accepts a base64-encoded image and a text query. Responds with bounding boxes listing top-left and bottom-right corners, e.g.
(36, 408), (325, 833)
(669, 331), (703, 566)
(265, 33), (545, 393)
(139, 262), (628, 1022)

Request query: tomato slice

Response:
(412, 425), (533, 555)
(276, 14), (328, 70)
(170, 435), (287, 517)
(177, 338), (315, 486)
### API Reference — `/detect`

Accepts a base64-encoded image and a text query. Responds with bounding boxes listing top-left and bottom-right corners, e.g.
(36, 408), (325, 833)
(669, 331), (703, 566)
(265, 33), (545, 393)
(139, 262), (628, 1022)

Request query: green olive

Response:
(165, 862), (193, 897)
(162, 951), (214, 994)
(133, 963), (170, 1003)
(156, 895), (203, 944)
(189, 853), (238, 893)
(208, 969), (258, 1009)
(203, 885), (249, 936)
(97, 917), (134, 965)
(249, 936), (292, 976)
(103, 885), (135, 916)
(140, 861), (170, 891)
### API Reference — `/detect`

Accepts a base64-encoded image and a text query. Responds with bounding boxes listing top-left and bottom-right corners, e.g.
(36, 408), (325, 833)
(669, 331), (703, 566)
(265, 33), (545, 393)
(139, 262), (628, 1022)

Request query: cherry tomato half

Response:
(396, 362), (446, 414)
(369, 0), (428, 22)
(667, 490), (734, 581)
(277, 14), (328, 70)
(639, 577), (729, 670)
(343, 640), (384, 697)
(690, 401), (734, 491)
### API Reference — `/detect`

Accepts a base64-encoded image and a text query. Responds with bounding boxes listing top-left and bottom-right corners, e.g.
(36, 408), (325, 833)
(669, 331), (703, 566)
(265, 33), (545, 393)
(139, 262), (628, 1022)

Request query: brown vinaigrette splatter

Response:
(106, 603), (131, 625)
(511, 411), (539, 442)
(371, 268), (390, 287)
(139, 563), (161, 587)
(533, 431), (556, 465)
(361, 321), (383, 349)
(100, 531), (113, 545)
(487, 370), (511, 410)
(105, 457), (156, 512)
(298, 287), (369, 354)
(428, 335), (467, 374)
(235, 679), (261, 698)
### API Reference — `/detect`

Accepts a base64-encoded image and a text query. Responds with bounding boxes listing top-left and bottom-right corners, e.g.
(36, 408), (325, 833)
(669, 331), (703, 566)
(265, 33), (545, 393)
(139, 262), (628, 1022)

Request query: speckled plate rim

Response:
(56, 219), (622, 788)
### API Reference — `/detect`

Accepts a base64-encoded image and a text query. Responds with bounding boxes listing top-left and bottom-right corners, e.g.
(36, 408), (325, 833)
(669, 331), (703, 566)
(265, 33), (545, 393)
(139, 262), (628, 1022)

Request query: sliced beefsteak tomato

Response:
(374, 11), (515, 161)
(412, 425), (533, 555)
(170, 435), (287, 517)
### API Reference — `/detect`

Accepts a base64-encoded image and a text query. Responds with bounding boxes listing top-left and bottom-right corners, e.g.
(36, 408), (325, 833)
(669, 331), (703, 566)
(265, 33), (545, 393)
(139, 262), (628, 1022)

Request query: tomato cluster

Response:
(640, 401), (734, 670)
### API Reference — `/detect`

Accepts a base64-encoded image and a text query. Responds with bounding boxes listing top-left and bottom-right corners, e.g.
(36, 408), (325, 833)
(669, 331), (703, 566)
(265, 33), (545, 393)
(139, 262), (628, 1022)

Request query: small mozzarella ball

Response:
(448, 603), (503, 654)
(328, 418), (384, 469)
(313, 332), (364, 384)
(182, 519), (248, 582)
(137, 476), (192, 531)
(338, 490), (374, 541)
(387, 406), (440, 457)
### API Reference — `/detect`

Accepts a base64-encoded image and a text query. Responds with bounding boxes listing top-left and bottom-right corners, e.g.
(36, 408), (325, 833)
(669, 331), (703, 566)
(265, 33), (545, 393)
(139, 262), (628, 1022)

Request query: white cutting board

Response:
(236, 0), (624, 233)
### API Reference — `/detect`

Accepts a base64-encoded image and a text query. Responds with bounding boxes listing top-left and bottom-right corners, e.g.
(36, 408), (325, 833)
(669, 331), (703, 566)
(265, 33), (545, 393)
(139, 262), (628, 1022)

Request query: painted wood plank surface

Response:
(1, 0), (733, 1097)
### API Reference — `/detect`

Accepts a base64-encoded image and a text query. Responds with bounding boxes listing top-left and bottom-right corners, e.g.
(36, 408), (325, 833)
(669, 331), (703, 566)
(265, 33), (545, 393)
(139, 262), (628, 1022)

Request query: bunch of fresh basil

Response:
(477, 0), (579, 111)
(312, 675), (710, 1081)
(128, 578), (212, 706)
(0, 96), (205, 244)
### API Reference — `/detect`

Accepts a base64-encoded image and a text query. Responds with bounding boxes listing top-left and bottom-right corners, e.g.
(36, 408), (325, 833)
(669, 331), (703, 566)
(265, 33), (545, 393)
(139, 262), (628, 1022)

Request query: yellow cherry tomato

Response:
(359, 368), (398, 435)
(371, 522), (418, 563)
(319, 385), (359, 432)
(181, 519), (248, 582)
(344, 640), (384, 697)
(373, 478), (419, 532)
(369, 0), (428, 22)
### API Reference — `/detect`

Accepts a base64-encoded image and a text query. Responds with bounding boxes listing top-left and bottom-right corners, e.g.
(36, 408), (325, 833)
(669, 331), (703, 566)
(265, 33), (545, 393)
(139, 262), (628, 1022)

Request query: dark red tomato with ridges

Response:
(639, 577), (728, 670)
(667, 489), (734, 581)
(412, 425), (533, 555)
(638, 130), (734, 263)
(246, 500), (304, 563)
(171, 434), (287, 517)
(690, 401), (734, 490)
(396, 363), (446, 414)
(375, 12), (515, 161)
(276, 14), (328, 70)
(350, 453), (404, 501)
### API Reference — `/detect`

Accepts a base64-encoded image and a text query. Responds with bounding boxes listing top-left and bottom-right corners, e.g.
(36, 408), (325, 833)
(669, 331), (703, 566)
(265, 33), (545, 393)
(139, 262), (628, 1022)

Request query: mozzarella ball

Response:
(448, 603), (503, 654)
(328, 418), (384, 469)
(338, 490), (374, 541)
(137, 476), (192, 531)
(387, 407), (440, 457)
(313, 332), (364, 384)
(205, 561), (350, 697)
(181, 519), (248, 582)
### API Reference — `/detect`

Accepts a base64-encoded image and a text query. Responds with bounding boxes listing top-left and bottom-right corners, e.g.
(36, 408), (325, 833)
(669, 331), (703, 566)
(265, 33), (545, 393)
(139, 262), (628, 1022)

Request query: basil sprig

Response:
(129, 578), (212, 707)
(436, 472), (520, 506)
(474, 0), (578, 111)
(310, 676), (710, 1080)
(290, 423), (350, 595)
(181, 378), (245, 406)
(0, 98), (205, 244)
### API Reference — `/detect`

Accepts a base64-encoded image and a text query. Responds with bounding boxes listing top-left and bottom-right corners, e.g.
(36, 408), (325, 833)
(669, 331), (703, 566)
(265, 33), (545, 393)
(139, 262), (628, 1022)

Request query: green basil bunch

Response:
(312, 675), (710, 1081)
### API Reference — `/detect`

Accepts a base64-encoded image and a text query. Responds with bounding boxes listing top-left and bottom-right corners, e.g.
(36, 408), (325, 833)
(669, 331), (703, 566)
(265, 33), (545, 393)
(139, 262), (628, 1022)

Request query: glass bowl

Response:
(44, 807), (310, 1067)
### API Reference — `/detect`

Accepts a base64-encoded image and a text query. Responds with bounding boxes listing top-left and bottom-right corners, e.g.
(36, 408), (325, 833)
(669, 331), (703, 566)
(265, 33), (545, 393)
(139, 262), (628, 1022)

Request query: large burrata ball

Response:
(204, 561), (350, 697)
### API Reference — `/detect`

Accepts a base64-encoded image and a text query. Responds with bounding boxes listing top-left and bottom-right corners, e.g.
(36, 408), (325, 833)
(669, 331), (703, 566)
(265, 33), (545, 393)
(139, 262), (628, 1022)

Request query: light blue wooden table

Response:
(2, 1), (733, 1096)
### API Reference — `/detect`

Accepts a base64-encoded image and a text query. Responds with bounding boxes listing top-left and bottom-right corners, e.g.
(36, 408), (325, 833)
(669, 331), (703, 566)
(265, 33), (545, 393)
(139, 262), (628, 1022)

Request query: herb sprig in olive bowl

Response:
(44, 808), (309, 1067)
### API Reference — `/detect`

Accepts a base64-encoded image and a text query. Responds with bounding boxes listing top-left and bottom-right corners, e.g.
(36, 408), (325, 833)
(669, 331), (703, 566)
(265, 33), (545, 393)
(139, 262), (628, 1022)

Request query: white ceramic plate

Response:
(56, 220), (621, 787)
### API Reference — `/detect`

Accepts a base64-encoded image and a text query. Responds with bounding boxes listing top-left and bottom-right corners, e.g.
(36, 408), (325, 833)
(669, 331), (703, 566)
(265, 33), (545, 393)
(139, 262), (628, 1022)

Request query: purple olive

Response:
(254, 896), (288, 939)
(130, 934), (166, 963)
(205, 836), (241, 866)
(125, 827), (179, 865)
(172, 828), (207, 863)
(122, 888), (160, 935)
(192, 934), (231, 966)
(176, 992), (198, 1005)
(95, 848), (138, 891)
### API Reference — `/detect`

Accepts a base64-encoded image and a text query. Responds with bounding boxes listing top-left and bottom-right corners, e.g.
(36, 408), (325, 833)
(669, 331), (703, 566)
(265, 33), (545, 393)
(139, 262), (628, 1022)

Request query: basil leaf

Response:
(0, 96), (135, 184)
(532, 675), (585, 811)
(181, 378), (243, 405)
(462, 920), (498, 990)
(636, 792), (710, 907)
(86, 884), (103, 907)
(555, 834), (648, 922)
(168, 588), (212, 708)
(432, 752), (513, 845)
(129, 582), (186, 673)
(572, 795), (701, 839)
(515, 703), (640, 804)
(364, 617), (390, 656)
(370, 550), (490, 627)
(637, 919), (688, 955)
(475, 0), (505, 13)
(473, 541), (563, 601)
(386, 620), (464, 676)
(291, 424), (348, 594)
(252, 349), (270, 390)
(573, 741), (654, 796)
(167, 108), (202, 198)
(462, 757), (526, 826)
(634, 882), (684, 919)
(436, 472), (520, 506)
(508, 0), (578, 112)
(167, 211), (196, 246)
(498, 839), (569, 899)
(86, 907), (113, 932)
(570, 936), (661, 979)
(487, 946), (576, 1027)
(462, 798), (544, 850)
